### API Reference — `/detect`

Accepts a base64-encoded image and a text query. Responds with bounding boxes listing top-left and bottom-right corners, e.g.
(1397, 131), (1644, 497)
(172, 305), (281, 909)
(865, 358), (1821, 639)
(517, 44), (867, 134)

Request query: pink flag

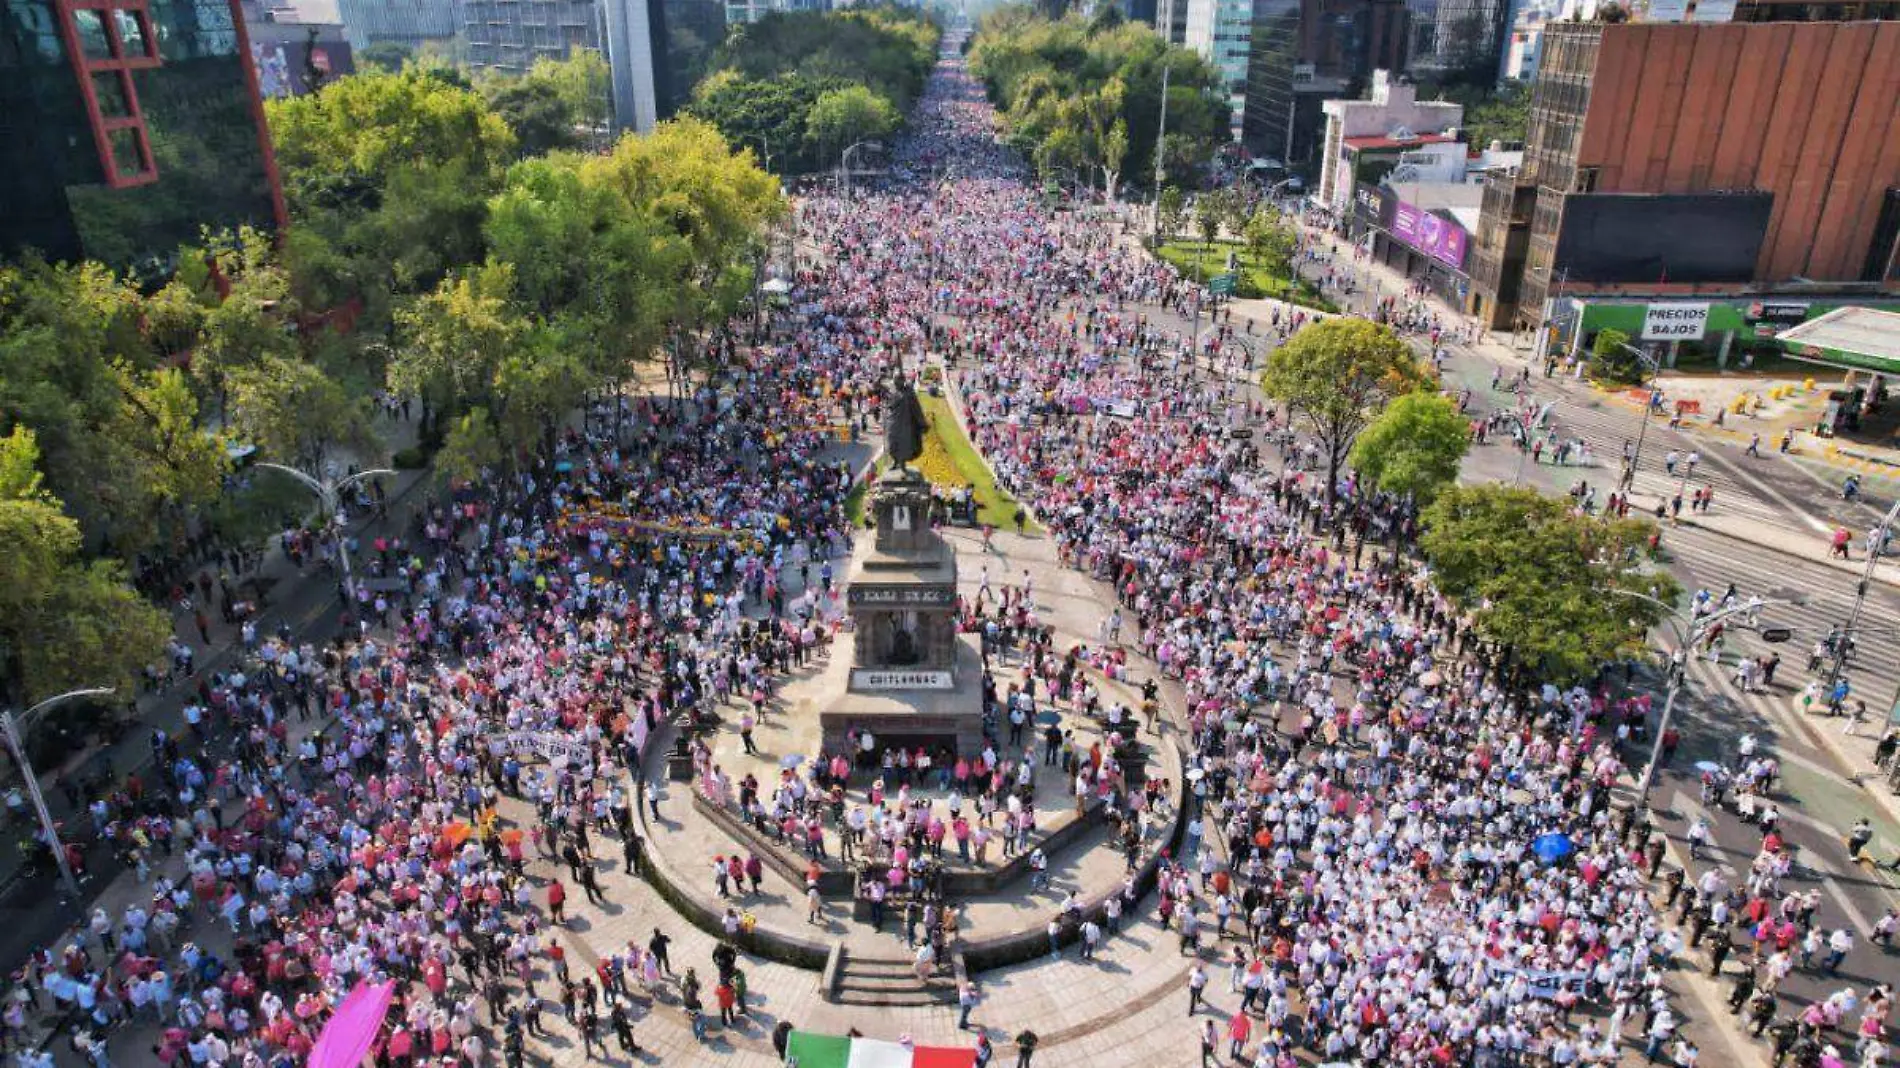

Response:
(308, 980), (396, 1068)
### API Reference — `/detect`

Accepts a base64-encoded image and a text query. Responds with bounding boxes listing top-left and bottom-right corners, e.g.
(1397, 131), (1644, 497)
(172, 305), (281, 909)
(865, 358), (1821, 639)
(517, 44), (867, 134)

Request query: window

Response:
(106, 125), (147, 175)
(55, 0), (161, 186)
(92, 69), (131, 116)
(73, 8), (113, 58)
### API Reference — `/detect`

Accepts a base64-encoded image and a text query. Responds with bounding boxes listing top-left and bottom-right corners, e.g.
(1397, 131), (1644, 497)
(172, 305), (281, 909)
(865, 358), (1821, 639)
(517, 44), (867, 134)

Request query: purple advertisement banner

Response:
(1390, 200), (1468, 269)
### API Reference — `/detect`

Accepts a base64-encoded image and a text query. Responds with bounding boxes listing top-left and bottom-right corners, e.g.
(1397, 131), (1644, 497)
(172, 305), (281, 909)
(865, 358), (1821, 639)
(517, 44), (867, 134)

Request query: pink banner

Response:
(308, 980), (396, 1068)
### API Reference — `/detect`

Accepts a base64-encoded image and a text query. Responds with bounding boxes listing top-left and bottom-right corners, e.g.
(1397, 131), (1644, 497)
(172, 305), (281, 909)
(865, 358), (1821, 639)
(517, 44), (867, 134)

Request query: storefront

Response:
(1548, 296), (1900, 370)
(1350, 181), (1475, 307)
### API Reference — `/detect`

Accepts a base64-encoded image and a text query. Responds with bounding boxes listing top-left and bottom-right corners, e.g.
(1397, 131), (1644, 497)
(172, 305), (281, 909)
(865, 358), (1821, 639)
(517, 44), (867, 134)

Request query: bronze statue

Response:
(885, 376), (927, 469)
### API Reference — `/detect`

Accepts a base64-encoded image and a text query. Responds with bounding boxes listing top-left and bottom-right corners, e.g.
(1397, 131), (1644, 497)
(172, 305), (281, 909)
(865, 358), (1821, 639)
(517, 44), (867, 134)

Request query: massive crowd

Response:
(7, 46), (1887, 1068)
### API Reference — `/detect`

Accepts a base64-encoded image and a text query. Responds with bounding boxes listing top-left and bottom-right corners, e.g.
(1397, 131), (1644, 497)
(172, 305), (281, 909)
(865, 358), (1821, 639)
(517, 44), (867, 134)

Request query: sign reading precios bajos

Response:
(1641, 303), (1710, 341)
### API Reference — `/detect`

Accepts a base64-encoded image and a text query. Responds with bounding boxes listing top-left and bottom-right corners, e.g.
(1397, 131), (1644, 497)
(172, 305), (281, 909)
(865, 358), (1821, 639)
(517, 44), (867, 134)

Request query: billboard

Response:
(1553, 191), (1773, 285)
(250, 38), (355, 99)
(1391, 199), (1469, 269)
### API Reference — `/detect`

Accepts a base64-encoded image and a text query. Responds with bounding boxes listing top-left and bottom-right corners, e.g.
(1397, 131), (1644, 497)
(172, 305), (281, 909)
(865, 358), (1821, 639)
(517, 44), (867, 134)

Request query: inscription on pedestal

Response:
(848, 585), (956, 607)
(851, 669), (956, 691)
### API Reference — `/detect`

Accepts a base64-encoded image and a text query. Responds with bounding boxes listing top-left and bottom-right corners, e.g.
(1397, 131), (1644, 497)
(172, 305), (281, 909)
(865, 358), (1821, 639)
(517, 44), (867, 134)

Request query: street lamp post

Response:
(1611, 589), (1802, 808)
(1825, 498), (1900, 698)
(256, 464), (395, 610)
(3, 687), (115, 897)
(1261, 176), (1298, 214)
(1614, 341), (1663, 496)
(839, 140), (879, 200)
(1149, 63), (1171, 244)
(740, 133), (773, 174)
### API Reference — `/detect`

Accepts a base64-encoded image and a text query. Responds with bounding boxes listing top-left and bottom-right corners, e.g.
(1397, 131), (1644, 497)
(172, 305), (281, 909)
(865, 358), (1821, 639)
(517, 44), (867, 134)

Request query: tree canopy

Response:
(1420, 484), (1679, 685)
(1421, 78), (1530, 150)
(1262, 318), (1425, 511)
(685, 8), (939, 174)
(265, 69), (517, 330)
(714, 8), (939, 111)
(481, 52), (612, 156)
(0, 63), (784, 698)
(0, 426), (168, 706)
(1349, 390), (1471, 505)
(969, 5), (1228, 195)
(398, 117), (783, 476)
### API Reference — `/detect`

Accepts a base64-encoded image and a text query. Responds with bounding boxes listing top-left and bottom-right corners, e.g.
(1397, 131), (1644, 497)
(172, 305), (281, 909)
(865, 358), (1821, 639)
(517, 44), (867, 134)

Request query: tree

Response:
(1348, 390), (1470, 505)
(969, 9), (1227, 194)
(714, 9), (939, 112)
(266, 69), (516, 332)
(688, 70), (825, 173)
(1420, 484), (1679, 685)
(358, 41), (412, 73)
(0, 253), (237, 553)
(486, 78), (582, 157)
(1427, 79), (1531, 150)
(1592, 327), (1644, 384)
(0, 427), (167, 706)
(1262, 318), (1424, 514)
(1194, 189), (1227, 250)
(107, 365), (231, 515)
(1244, 206), (1295, 272)
(227, 355), (375, 472)
(806, 84), (901, 163)
(1156, 186), (1185, 240)
(1101, 119), (1129, 200)
(392, 262), (526, 419)
(436, 407), (502, 485)
(528, 51), (610, 136)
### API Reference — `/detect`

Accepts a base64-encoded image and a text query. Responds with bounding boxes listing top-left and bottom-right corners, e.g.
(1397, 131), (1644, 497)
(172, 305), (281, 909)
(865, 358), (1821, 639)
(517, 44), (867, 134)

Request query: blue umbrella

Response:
(1532, 832), (1575, 864)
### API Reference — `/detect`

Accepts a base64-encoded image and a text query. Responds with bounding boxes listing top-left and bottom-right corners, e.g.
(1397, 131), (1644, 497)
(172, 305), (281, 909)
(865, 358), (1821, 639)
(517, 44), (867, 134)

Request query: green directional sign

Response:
(1207, 272), (1238, 296)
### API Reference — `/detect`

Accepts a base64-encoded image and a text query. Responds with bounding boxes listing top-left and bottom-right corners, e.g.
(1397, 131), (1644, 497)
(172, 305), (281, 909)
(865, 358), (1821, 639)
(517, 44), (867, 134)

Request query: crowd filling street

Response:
(6, 45), (1897, 1068)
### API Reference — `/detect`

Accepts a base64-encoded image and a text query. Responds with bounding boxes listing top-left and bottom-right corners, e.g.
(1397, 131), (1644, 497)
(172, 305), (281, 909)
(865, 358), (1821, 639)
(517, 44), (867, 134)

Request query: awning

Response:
(1776, 306), (1900, 377)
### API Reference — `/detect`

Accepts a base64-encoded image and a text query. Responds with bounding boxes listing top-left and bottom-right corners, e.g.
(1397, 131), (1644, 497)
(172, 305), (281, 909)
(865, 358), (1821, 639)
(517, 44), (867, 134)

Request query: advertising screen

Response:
(1554, 192), (1773, 284)
(1391, 200), (1469, 269)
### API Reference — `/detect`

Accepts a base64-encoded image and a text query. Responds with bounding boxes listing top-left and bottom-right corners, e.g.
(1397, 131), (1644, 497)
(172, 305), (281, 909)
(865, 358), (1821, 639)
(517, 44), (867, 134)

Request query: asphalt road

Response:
(1096, 218), (1900, 1061)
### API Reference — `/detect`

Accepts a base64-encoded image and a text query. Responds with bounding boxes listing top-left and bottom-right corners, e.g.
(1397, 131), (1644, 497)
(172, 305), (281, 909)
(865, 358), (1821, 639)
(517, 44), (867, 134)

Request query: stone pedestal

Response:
(818, 467), (984, 758)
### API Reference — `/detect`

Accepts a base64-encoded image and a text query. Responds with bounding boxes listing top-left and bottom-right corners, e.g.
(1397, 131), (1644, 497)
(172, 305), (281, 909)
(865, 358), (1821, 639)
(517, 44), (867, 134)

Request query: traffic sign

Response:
(1208, 272), (1238, 296)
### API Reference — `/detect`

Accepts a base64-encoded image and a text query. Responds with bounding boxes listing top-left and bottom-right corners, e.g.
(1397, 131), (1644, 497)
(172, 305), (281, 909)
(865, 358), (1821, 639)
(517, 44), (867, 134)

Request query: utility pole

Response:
(1825, 499), (1900, 699)
(1149, 63), (1171, 244)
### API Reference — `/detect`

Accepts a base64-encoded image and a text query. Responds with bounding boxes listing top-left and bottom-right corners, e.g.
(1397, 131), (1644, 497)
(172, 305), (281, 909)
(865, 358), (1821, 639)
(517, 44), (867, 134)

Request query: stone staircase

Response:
(832, 948), (958, 1008)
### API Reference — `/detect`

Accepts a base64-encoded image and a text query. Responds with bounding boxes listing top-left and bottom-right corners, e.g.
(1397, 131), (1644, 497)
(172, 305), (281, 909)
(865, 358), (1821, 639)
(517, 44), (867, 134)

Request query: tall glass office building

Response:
(0, 0), (284, 278)
(1241, 0), (1299, 162)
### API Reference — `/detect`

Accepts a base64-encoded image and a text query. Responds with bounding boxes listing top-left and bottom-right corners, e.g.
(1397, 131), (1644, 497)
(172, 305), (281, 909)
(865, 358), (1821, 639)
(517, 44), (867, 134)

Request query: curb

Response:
(1672, 516), (1900, 592)
(1782, 694), (1900, 836)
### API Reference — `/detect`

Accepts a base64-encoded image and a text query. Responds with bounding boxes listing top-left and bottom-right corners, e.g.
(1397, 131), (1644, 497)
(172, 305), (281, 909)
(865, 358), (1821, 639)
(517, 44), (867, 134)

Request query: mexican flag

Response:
(785, 1031), (978, 1068)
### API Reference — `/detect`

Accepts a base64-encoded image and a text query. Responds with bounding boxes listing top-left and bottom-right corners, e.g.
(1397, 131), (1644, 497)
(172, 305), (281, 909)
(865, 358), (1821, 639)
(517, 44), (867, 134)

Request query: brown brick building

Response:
(1469, 19), (1900, 334)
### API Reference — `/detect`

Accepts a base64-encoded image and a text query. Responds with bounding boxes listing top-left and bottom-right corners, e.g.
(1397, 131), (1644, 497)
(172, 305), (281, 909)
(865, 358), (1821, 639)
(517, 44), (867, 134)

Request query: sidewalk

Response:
(0, 421), (434, 900)
(1785, 692), (1900, 839)
(1677, 511), (1900, 591)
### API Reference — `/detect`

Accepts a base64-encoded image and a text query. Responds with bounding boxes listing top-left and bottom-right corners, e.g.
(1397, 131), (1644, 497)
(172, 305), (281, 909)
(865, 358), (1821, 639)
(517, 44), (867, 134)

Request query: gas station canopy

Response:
(1777, 306), (1900, 377)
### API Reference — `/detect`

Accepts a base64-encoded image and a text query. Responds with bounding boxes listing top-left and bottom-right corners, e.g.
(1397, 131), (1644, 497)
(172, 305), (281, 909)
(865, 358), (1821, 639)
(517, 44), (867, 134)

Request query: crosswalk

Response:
(1667, 533), (1900, 710)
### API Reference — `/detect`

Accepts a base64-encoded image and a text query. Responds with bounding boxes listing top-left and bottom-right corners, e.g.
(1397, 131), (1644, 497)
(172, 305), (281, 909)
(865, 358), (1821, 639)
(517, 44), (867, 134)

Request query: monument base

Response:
(818, 631), (987, 759)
